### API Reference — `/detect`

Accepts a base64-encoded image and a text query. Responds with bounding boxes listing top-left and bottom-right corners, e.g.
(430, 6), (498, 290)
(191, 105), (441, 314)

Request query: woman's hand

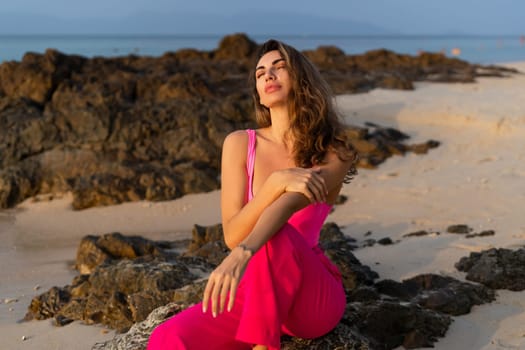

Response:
(272, 167), (328, 203)
(202, 245), (253, 317)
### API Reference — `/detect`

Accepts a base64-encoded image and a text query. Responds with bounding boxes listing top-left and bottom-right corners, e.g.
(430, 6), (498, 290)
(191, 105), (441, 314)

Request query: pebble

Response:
(3, 298), (18, 304)
(34, 285), (41, 291)
(21, 335), (28, 341)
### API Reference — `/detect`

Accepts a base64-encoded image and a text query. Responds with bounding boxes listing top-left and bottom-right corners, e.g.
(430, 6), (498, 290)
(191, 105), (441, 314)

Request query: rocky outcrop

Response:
(455, 248), (525, 291)
(2, 33), (515, 210)
(93, 298), (451, 350)
(26, 222), (502, 349)
(91, 302), (192, 350)
(303, 46), (519, 93)
(24, 232), (210, 332)
(374, 274), (495, 315)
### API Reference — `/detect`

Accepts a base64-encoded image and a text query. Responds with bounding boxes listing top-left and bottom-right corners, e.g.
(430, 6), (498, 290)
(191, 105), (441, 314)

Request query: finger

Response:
(307, 172), (326, 203)
(227, 277), (240, 312)
(300, 182), (315, 203)
(307, 182), (323, 203)
(211, 277), (221, 318)
(310, 172), (328, 200)
(219, 275), (230, 314)
(202, 278), (215, 313)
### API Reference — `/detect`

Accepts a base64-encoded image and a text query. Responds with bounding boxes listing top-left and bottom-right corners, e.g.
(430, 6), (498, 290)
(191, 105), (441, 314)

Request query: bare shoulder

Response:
(222, 130), (250, 153)
(222, 130), (250, 166)
(223, 129), (249, 145)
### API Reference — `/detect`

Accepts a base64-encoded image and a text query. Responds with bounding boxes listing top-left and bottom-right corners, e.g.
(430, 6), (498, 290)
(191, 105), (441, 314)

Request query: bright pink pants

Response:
(147, 223), (346, 350)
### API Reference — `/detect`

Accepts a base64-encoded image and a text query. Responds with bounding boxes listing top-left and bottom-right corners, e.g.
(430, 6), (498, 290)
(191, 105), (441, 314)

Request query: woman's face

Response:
(255, 50), (292, 109)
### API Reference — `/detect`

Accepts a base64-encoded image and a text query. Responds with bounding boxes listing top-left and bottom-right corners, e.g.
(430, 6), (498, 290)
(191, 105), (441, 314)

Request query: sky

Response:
(1, 0), (524, 35)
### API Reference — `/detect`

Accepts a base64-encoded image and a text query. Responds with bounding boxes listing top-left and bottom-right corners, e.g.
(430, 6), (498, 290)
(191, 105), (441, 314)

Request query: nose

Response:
(264, 68), (276, 81)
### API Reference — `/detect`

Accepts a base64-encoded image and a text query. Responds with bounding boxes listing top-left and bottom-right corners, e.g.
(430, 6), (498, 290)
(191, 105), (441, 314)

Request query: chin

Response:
(262, 97), (288, 109)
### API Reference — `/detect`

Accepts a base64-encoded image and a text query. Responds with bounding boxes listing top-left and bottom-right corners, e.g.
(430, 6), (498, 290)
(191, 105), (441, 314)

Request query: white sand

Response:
(1, 62), (524, 349)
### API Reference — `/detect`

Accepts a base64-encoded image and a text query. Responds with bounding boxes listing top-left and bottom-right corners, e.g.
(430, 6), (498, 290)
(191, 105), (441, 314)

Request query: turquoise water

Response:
(0, 34), (524, 64)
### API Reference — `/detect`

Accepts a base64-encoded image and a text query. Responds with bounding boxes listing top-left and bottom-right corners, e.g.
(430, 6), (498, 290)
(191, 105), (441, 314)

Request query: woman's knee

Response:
(147, 318), (187, 350)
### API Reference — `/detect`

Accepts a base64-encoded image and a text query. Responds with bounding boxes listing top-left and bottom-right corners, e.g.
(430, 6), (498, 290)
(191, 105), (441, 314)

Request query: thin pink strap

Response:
(246, 129), (256, 201)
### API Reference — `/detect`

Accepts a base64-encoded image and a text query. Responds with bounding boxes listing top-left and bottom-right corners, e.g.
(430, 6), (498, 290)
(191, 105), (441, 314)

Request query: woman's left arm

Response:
(202, 151), (352, 317)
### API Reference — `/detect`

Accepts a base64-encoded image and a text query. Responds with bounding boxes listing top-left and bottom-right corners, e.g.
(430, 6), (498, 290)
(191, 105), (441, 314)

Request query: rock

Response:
(320, 224), (379, 292)
(455, 248), (525, 291)
(0, 49), (85, 105)
(93, 291), (449, 350)
(348, 285), (381, 303)
(377, 237), (394, 245)
(25, 222), (502, 349)
(344, 122), (439, 170)
(3, 34), (518, 209)
(281, 322), (376, 349)
(183, 224), (230, 266)
(92, 302), (191, 350)
(25, 287), (71, 321)
(320, 222), (354, 244)
(446, 224), (472, 234)
(361, 239), (377, 247)
(403, 230), (430, 238)
(465, 230), (495, 239)
(25, 258), (200, 332)
(335, 194), (348, 205)
(407, 140), (441, 154)
(0, 160), (42, 208)
(346, 301), (451, 349)
(376, 273), (496, 315)
(76, 232), (172, 274)
(214, 33), (258, 61)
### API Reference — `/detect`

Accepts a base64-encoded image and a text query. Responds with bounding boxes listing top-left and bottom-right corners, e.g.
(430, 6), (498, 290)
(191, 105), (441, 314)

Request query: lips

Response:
(264, 84), (281, 93)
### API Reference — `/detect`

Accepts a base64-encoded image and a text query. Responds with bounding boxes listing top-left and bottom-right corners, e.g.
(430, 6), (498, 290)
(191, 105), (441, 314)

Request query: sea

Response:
(0, 34), (524, 65)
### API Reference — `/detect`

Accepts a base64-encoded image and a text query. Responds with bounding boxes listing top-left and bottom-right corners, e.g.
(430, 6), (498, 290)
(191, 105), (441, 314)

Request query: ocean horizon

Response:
(1, 33), (524, 65)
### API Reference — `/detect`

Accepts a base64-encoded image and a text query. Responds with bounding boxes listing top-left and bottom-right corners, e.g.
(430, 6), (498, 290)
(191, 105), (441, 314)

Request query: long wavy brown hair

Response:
(249, 39), (357, 182)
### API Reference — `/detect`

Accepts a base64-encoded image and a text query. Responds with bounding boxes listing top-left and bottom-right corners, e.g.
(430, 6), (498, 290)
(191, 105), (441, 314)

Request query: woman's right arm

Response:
(220, 131), (326, 249)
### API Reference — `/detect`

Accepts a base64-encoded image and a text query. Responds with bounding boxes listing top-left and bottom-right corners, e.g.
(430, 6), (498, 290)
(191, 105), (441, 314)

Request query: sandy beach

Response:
(1, 61), (524, 349)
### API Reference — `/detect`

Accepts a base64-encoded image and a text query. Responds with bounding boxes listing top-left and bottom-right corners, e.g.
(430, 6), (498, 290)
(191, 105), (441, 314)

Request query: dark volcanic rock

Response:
(0, 49), (85, 105)
(75, 232), (174, 274)
(2, 33), (515, 210)
(0, 160), (42, 208)
(377, 237), (394, 245)
(320, 223), (379, 291)
(375, 273), (495, 315)
(446, 224), (472, 234)
(25, 257), (200, 332)
(303, 47), (518, 94)
(93, 298), (451, 350)
(346, 301), (451, 349)
(345, 123), (440, 169)
(214, 33), (259, 61)
(465, 230), (495, 239)
(28, 222), (499, 349)
(455, 248), (525, 291)
(403, 230), (431, 238)
(92, 302), (192, 350)
(183, 224), (229, 266)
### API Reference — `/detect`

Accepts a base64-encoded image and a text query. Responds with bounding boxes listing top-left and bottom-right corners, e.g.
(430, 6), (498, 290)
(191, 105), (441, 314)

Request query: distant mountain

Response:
(0, 11), (396, 35)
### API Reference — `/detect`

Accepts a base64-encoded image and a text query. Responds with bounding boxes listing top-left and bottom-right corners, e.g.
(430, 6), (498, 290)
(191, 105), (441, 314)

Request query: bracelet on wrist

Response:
(237, 243), (254, 257)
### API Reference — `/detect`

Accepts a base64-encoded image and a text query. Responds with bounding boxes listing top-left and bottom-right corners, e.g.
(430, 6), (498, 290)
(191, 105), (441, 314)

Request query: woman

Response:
(148, 39), (357, 350)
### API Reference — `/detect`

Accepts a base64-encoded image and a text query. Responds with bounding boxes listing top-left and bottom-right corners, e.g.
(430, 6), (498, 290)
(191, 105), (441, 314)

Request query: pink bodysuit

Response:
(147, 129), (346, 350)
